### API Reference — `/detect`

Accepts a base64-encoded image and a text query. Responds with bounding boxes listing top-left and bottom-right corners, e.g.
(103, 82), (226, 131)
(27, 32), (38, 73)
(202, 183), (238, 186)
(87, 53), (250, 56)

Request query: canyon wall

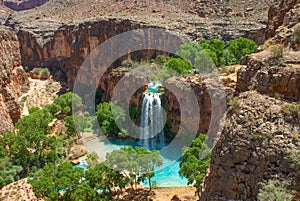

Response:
(13, 19), (173, 89)
(201, 91), (300, 200)
(265, 0), (300, 50)
(201, 0), (300, 200)
(0, 26), (29, 135)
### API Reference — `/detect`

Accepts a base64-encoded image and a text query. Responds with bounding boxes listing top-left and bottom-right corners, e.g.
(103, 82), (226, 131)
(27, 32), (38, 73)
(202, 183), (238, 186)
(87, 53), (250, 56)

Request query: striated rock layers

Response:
(237, 51), (300, 101)
(0, 26), (29, 135)
(201, 91), (300, 200)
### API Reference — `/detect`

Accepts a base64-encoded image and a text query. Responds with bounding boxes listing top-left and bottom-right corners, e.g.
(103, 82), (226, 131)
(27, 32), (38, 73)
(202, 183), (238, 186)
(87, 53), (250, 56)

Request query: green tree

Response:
(179, 134), (211, 199)
(86, 152), (99, 168)
(195, 49), (217, 73)
(16, 107), (53, 136)
(29, 162), (86, 201)
(52, 92), (82, 119)
(165, 57), (192, 74)
(0, 157), (23, 188)
(86, 163), (127, 198)
(105, 146), (163, 191)
(226, 37), (258, 62)
(177, 42), (203, 66)
(96, 102), (125, 136)
(200, 39), (225, 67)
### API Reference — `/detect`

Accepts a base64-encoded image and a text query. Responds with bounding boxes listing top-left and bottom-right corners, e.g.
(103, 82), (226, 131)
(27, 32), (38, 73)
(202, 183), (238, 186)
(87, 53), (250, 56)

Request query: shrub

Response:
(31, 68), (51, 80)
(227, 37), (258, 62)
(270, 45), (284, 58)
(288, 150), (300, 170)
(195, 49), (217, 73)
(274, 92), (281, 99)
(28, 106), (40, 115)
(155, 55), (169, 64)
(281, 103), (300, 122)
(228, 97), (240, 114)
(258, 180), (296, 201)
(293, 24), (300, 43)
(250, 134), (266, 141)
(165, 57), (192, 74)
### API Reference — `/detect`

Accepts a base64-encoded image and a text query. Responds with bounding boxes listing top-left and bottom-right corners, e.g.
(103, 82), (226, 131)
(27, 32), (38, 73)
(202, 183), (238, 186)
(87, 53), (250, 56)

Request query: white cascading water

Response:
(139, 92), (165, 150)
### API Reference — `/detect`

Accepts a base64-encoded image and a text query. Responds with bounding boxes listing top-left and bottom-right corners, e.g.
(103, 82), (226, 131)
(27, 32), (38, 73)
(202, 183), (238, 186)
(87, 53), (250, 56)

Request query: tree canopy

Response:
(179, 134), (211, 199)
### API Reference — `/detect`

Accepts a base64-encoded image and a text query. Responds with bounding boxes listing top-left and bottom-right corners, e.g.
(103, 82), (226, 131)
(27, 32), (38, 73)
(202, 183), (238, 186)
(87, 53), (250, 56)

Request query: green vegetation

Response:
(274, 92), (281, 99)
(293, 24), (300, 43)
(226, 37), (258, 61)
(32, 68), (51, 80)
(106, 146), (163, 191)
(281, 103), (300, 126)
(153, 37), (257, 75)
(179, 134), (211, 199)
(29, 146), (163, 200)
(0, 92), (82, 185)
(270, 45), (284, 58)
(96, 102), (126, 136)
(258, 180), (296, 201)
(165, 57), (193, 74)
(288, 150), (300, 170)
(228, 96), (240, 114)
(28, 162), (89, 201)
(250, 134), (266, 141)
(0, 157), (23, 188)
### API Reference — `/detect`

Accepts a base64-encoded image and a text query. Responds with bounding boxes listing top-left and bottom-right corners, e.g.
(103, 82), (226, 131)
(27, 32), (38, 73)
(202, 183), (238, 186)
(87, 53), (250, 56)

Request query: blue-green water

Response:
(83, 138), (188, 187)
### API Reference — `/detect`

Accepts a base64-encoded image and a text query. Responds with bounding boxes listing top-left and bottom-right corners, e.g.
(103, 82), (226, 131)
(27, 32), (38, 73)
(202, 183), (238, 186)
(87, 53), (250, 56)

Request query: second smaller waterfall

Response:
(139, 93), (165, 150)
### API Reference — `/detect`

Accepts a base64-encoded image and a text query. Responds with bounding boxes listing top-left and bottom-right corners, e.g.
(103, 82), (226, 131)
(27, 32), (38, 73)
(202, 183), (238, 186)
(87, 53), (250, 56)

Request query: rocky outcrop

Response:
(201, 91), (300, 200)
(265, 0), (300, 50)
(67, 144), (88, 161)
(0, 178), (43, 201)
(164, 75), (212, 135)
(2, 0), (48, 11)
(0, 26), (29, 134)
(236, 51), (300, 101)
(265, 0), (299, 40)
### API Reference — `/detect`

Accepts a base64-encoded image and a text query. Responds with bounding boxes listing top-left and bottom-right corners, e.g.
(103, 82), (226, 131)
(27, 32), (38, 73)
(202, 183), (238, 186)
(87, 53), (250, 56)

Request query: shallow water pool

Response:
(83, 137), (188, 187)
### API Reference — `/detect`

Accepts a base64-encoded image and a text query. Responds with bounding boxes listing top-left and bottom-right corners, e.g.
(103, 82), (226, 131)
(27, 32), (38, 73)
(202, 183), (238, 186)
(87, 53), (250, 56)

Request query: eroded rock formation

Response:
(237, 51), (300, 100)
(201, 91), (300, 200)
(0, 26), (29, 135)
(201, 0), (300, 200)
(265, 0), (300, 50)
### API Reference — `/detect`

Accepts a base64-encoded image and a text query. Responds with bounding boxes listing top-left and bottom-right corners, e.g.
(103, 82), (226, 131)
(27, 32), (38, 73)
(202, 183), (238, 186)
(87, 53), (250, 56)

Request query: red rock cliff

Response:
(0, 26), (29, 135)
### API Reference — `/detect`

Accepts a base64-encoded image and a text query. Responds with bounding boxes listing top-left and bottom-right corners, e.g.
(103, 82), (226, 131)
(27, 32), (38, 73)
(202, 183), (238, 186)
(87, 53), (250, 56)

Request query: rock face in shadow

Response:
(2, 0), (48, 11)
(0, 26), (29, 135)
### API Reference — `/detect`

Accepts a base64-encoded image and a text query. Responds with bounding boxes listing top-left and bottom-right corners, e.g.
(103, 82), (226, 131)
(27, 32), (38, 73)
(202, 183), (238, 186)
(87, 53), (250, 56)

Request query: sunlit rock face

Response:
(0, 26), (29, 135)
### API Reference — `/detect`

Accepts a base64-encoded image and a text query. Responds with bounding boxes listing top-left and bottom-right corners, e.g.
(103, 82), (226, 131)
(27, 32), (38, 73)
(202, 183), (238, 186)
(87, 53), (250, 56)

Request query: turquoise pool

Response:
(83, 137), (188, 187)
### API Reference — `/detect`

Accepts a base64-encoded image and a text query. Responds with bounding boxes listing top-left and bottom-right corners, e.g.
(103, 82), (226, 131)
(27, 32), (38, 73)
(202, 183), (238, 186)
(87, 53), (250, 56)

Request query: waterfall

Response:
(139, 92), (165, 150)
